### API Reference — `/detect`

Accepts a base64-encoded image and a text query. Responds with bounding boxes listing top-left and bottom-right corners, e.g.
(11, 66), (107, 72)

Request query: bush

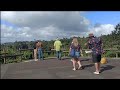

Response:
(0, 58), (4, 64)
(105, 51), (116, 57)
(22, 51), (33, 60)
(117, 46), (120, 50)
(118, 53), (120, 57)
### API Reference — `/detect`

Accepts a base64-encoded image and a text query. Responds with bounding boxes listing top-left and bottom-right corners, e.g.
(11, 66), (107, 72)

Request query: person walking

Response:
(85, 33), (104, 74)
(69, 37), (83, 71)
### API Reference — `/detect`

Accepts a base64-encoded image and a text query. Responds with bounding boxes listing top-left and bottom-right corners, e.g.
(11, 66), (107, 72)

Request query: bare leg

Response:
(77, 58), (82, 68)
(71, 58), (73, 62)
(94, 63), (100, 74)
(72, 59), (76, 70)
(34, 49), (37, 61)
(95, 63), (99, 72)
(98, 62), (101, 72)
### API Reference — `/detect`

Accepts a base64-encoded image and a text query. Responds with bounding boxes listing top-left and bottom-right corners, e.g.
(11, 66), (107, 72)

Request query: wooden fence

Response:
(0, 48), (119, 64)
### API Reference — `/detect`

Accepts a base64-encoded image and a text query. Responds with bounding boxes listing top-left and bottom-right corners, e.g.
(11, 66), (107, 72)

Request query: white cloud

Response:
(1, 11), (91, 43)
(88, 24), (114, 36)
(1, 12), (15, 19)
(1, 11), (115, 43)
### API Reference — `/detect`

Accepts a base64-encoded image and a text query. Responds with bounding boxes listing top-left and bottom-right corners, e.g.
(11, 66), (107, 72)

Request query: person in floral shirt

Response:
(85, 33), (104, 74)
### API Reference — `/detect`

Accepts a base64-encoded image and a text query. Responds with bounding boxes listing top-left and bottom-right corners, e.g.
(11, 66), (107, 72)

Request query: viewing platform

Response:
(1, 57), (120, 79)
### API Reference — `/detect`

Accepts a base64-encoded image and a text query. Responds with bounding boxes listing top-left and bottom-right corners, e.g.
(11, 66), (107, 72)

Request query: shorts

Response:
(92, 53), (101, 63)
(70, 53), (80, 58)
(70, 49), (80, 58)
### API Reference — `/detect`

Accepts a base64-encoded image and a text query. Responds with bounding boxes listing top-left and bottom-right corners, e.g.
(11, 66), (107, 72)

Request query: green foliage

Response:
(22, 51), (33, 60)
(105, 51), (116, 57)
(1, 23), (120, 64)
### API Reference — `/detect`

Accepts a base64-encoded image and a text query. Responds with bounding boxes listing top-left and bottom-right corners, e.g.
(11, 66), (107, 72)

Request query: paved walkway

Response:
(1, 57), (120, 79)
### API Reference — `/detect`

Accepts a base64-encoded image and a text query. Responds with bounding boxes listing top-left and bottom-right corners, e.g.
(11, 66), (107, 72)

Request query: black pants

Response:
(92, 53), (101, 63)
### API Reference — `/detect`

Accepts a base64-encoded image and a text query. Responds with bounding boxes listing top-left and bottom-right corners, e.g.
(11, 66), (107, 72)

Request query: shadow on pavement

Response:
(81, 59), (90, 62)
(83, 63), (94, 69)
(100, 65), (115, 73)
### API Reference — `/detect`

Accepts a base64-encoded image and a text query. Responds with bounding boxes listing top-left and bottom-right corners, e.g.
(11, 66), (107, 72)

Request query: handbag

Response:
(101, 57), (107, 64)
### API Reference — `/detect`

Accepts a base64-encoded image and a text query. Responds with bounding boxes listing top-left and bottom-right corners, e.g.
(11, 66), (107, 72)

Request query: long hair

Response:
(72, 37), (78, 47)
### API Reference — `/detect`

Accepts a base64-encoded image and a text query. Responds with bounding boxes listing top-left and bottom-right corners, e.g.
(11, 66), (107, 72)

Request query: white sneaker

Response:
(35, 59), (38, 61)
(93, 71), (100, 75)
(72, 68), (76, 71)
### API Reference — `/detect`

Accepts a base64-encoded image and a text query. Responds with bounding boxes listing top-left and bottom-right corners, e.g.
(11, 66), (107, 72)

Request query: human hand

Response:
(101, 49), (105, 54)
(81, 53), (83, 57)
(84, 43), (87, 46)
(68, 53), (70, 56)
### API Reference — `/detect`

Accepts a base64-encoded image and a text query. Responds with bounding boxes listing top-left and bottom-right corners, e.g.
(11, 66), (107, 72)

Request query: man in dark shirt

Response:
(85, 33), (104, 74)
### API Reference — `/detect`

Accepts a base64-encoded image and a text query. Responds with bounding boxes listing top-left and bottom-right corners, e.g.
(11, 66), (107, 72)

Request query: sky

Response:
(1, 11), (120, 43)
(82, 11), (120, 25)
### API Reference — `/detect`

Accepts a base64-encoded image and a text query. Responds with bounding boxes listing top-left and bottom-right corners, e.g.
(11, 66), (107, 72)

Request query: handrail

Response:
(1, 48), (119, 64)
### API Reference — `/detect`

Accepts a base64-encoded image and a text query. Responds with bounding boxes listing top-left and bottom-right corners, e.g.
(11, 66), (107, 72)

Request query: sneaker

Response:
(35, 59), (38, 61)
(93, 71), (100, 75)
(72, 68), (76, 71)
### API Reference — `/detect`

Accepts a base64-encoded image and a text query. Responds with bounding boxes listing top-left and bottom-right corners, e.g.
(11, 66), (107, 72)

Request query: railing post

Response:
(116, 52), (118, 58)
(4, 52), (6, 64)
(4, 57), (6, 64)
(19, 50), (22, 62)
(32, 49), (34, 59)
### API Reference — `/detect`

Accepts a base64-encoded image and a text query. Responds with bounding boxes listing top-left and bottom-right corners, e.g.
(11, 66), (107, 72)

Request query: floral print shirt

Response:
(88, 37), (103, 55)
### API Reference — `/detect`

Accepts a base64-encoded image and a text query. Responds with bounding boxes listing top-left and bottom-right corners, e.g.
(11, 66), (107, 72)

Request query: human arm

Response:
(68, 48), (71, 56)
(85, 38), (92, 49)
(80, 45), (83, 56)
(54, 42), (56, 49)
(60, 41), (62, 46)
(100, 38), (105, 54)
(68, 44), (72, 56)
(84, 41), (89, 49)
